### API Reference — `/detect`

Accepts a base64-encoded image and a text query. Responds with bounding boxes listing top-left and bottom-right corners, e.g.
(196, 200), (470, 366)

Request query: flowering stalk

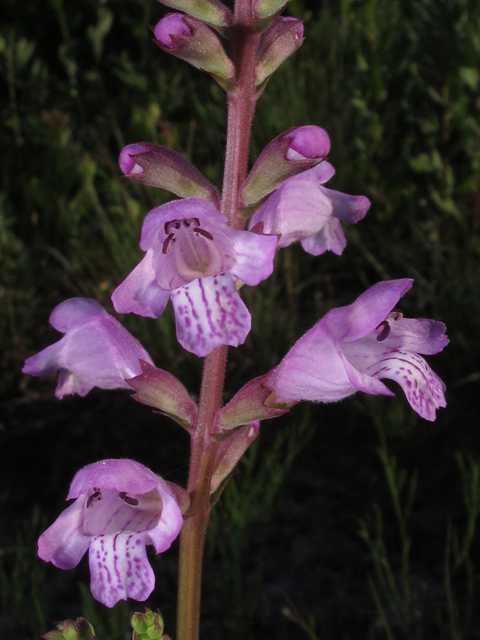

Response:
(25, 0), (449, 635)
(176, 2), (260, 639)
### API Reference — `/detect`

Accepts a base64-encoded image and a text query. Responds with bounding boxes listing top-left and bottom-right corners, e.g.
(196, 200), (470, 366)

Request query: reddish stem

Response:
(175, 3), (259, 640)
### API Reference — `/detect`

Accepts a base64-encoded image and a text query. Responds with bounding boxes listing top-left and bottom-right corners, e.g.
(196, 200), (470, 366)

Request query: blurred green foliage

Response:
(1, 0), (480, 638)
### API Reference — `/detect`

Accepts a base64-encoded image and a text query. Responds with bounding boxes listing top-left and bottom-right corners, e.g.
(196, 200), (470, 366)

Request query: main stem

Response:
(175, 4), (259, 640)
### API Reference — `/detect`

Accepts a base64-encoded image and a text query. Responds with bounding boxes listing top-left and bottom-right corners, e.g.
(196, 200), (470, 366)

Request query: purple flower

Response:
(266, 279), (448, 421)
(38, 459), (183, 608)
(111, 198), (277, 357)
(249, 161), (370, 255)
(22, 299), (153, 399)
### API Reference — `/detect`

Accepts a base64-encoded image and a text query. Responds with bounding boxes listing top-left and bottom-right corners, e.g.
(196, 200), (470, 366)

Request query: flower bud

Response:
(157, 0), (232, 28)
(153, 14), (235, 87)
(216, 374), (292, 430)
(241, 125), (331, 207)
(127, 360), (198, 429)
(210, 422), (260, 495)
(43, 618), (98, 640)
(119, 142), (220, 207)
(131, 609), (166, 640)
(256, 17), (304, 86)
(254, 0), (290, 21)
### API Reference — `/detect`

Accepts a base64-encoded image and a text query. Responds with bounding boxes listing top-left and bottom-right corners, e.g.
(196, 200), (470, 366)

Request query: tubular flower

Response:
(22, 299), (153, 399)
(249, 161), (370, 255)
(111, 198), (277, 357)
(38, 459), (183, 608)
(266, 279), (448, 421)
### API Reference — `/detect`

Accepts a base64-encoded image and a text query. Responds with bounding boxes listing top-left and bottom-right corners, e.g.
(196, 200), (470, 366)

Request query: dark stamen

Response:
(118, 492), (126, 499)
(87, 490), (101, 509)
(164, 220), (181, 234)
(162, 233), (176, 255)
(389, 308), (404, 321)
(183, 218), (193, 227)
(192, 218), (200, 227)
(193, 227), (213, 241)
(122, 495), (139, 506)
(376, 320), (391, 342)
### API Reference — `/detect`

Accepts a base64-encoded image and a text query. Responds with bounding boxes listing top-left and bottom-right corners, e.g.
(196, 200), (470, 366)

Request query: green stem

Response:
(175, 3), (259, 639)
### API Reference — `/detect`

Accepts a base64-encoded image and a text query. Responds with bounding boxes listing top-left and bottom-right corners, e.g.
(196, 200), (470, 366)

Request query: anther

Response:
(164, 220), (181, 234)
(86, 490), (102, 509)
(119, 492), (139, 506)
(162, 233), (176, 255)
(389, 308), (403, 322)
(193, 228), (214, 241)
(376, 320), (391, 342)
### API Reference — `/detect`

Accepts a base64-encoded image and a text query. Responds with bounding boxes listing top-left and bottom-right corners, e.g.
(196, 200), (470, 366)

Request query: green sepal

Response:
(254, 0), (290, 20)
(42, 618), (99, 640)
(131, 609), (166, 640)
(127, 360), (198, 431)
(158, 0), (233, 28)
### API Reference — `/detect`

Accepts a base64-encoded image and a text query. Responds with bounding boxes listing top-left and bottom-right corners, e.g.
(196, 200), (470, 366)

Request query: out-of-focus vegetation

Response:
(1, 0), (480, 638)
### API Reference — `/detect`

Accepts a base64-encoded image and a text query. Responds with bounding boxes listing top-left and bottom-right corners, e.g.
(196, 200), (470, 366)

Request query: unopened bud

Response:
(241, 126), (331, 207)
(153, 14), (235, 87)
(127, 360), (198, 430)
(119, 142), (220, 206)
(131, 609), (165, 640)
(42, 618), (98, 640)
(157, 0), (232, 28)
(256, 17), (304, 86)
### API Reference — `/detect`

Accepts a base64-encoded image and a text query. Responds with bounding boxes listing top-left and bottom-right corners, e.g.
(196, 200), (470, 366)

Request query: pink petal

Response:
(249, 174), (332, 249)
(336, 348), (394, 397)
(228, 228), (277, 285)
(140, 198), (224, 251)
(147, 481), (183, 553)
(23, 303), (154, 398)
(68, 459), (161, 500)
(23, 341), (65, 377)
(322, 279), (414, 343)
(319, 186), (370, 223)
(59, 322), (150, 390)
(49, 299), (107, 333)
(300, 217), (347, 256)
(154, 220), (236, 290)
(303, 161), (337, 184)
(363, 350), (446, 421)
(285, 126), (331, 160)
(249, 162), (369, 252)
(55, 370), (94, 399)
(267, 325), (358, 403)
(154, 14), (192, 47)
(89, 532), (154, 608)
(387, 318), (449, 355)
(38, 496), (90, 570)
(171, 274), (251, 357)
(119, 143), (150, 175)
(82, 488), (161, 537)
(111, 251), (170, 319)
